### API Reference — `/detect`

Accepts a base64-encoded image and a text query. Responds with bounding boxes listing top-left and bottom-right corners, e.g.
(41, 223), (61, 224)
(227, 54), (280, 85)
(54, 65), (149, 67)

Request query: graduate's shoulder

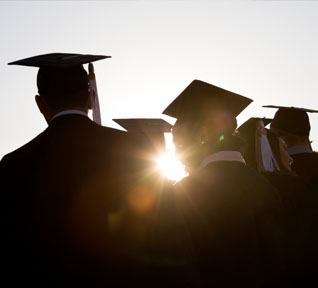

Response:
(1, 129), (48, 166)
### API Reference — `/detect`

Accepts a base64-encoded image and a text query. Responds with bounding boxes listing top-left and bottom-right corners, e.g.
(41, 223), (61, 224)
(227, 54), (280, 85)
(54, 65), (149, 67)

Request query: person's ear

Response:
(35, 95), (47, 115)
(35, 95), (51, 124)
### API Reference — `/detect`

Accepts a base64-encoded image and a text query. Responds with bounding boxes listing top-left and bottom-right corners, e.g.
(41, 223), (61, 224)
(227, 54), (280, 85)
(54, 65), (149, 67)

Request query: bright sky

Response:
(1, 1), (317, 160)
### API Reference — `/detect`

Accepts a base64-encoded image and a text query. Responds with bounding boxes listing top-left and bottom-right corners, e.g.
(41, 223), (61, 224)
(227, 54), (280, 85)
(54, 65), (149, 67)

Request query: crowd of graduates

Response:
(1, 53), (317, 287)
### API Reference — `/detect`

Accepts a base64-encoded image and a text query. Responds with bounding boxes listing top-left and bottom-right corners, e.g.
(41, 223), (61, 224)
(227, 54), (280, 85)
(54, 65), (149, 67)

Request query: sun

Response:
(157, 134), (188, 182)
(157, 152), (187, 182)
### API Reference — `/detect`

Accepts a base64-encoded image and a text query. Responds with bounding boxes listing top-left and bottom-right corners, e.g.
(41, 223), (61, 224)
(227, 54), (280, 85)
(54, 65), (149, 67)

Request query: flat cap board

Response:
(8, 53), (110, 68)
(263, 105), (317, 136)
(263, 105), (318, 113)
(163, 80), (252, 120)
(238, 117), (272, 136)
(113, 118), (173, 133)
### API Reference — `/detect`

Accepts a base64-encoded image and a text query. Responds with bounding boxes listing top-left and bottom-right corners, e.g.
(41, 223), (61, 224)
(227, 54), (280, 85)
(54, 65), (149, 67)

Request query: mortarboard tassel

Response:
(256, 120), (280, 172)
(88, 63), (102, 125)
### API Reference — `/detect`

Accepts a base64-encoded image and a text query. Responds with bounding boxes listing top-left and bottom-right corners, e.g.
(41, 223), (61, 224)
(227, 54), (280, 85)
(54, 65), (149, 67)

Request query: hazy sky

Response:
(1, 0), (317, 159)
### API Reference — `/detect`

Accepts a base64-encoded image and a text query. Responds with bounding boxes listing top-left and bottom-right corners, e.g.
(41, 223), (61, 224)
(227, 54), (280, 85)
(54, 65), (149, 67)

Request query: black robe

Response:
(168, 161), (286, 288)
(290, 152), (318, 189)
(1, 114), (138, 287)
(263, 172), (318, 287)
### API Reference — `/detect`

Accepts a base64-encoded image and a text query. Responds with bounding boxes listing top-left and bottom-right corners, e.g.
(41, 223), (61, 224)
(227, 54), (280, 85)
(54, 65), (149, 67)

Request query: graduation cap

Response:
(162, 80), (253, 121)
(8, 53), (111, 124)
(238, 117), (272, 138)
(263, 105), (318, 136)
(113, 118), (173, 152)
(113, 118), (172, 134)
(8, 53), (109, 68)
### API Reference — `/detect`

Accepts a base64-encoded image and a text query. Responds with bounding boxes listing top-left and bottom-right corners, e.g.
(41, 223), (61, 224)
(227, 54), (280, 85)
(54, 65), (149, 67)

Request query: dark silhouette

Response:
(110, 118), (181, 287)
(158, 80), (286, 287)
(2, 53), (317, 288)
(264, 105), (318, 187)
(263, 105), (318, 286)
(238, 115), (318, 287)
(1, 53), (137, 287)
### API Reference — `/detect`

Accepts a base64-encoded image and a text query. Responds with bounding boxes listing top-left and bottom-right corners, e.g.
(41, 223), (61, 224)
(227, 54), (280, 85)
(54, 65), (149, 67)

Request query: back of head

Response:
(271, 108), (310, 137)
(8, 53), (110, 112)
(167, 80), (252, 170)
(37, 66), (89, 109)
(263, 105), (318, 149)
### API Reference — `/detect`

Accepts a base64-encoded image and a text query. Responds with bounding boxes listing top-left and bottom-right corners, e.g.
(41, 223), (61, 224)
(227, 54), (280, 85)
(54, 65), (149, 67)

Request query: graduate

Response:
(238, 116), (317, 285)
(113, 118), (172, 164)
(263, 105), (318, 188)
(263, 105), (318, 286)
(111, 118), (190, 287)
(0, 53), (137, 287)
(161, 80), (286, 287)
(111, 118), (174, 228)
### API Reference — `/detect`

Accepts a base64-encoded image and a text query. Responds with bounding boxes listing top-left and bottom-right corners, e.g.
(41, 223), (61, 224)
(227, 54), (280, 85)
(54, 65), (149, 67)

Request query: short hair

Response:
(271, 109), (310, 136)
(37, 66), (89, 109)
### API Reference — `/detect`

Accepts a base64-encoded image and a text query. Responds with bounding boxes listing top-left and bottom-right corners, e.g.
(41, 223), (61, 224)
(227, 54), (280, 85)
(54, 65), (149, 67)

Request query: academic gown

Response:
(290, 152), (318, 189)
(263, 172), (318, 286)
(1, 114), (137, 287)
(169, 156), (286, 288)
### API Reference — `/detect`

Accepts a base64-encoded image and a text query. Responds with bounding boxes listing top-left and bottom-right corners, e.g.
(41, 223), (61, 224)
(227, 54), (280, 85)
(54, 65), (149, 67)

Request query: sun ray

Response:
(157, 133), (188, 182)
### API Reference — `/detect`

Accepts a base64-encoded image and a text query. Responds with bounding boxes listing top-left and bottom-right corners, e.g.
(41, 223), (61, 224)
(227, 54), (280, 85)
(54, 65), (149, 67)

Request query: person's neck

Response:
(286, 141), (311, 150)
(46, 107), (88, 123)
(284, 134), (310, 149)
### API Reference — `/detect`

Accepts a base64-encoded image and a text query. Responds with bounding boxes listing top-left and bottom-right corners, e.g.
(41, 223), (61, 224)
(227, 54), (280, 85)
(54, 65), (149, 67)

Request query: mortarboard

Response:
(263, 105), (318, 136)
(162, 80), (253, 121)
(113, 118), (173, 153)
(113, 118), (173, 134)
(8, 53), (111, 124)
(238, 117), (272, 138)
(8, 53), (109, 68)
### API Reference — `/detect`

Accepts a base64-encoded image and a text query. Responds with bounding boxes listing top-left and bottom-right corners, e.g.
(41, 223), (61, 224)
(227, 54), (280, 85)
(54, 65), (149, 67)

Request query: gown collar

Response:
(200, 151), (246, 169)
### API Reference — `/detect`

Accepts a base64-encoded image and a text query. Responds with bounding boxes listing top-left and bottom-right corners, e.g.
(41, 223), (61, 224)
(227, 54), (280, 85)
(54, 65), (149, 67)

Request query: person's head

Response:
(264, 105), (317, 150)
(172, 107), (236, 164)
(266, 129), (294, 173)
(165, 80), (252, 172)
(113, 118), (172, 159)
(8, 53), (110, 123)
(35, 66), (91, 122)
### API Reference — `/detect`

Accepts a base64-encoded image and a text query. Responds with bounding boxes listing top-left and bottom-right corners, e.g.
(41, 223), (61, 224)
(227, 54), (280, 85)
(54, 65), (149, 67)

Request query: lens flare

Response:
(157, 153), (187, 182)
(157, 133), (188, 182)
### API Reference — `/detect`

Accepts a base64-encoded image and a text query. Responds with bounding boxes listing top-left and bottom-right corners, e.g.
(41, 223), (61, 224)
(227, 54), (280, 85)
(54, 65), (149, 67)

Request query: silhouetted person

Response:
(263, 105), (318, 286)
(264, 129), (317, 286)
(160, 80), (286, 287)
(110, 118), (177, 275)
(239, 112), (318, 286)
(1, 53), (135, 287)
(264, 105), (318, 188)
